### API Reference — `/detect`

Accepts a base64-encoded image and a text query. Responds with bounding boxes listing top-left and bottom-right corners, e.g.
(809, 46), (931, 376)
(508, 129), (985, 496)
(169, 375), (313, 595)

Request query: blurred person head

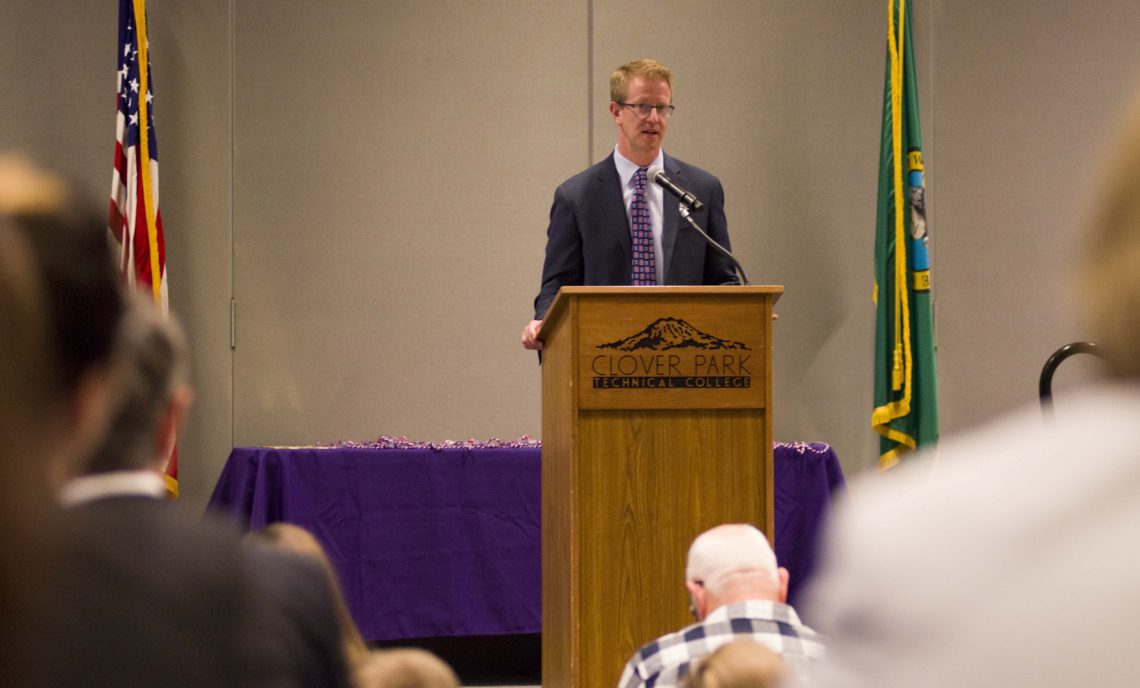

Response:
(0, 218), (64, 684)
(354, 648), (460, 688)
(0, 212), (60, 516)
(681, 639), (787, 688)
(248, 522), (369, 669)
(685, 524), (789, 622)
(0, 154), (126, 484)
(79, 292), (191, 477)
(1083, 94), (1140, 377)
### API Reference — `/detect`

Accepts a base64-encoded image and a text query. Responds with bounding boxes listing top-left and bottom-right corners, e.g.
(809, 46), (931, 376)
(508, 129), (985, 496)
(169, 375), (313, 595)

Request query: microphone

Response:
(647, 165), (705, 211)
(645, 164), (750, 285)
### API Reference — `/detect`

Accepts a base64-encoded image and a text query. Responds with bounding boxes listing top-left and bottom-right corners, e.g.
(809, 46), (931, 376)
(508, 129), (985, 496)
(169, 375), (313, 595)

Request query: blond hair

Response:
(248, 523), (370, 669)
(0, 153), (70, 215)
(610, 59), (673, 103)
(354, 648), (459, 688)
(1082, 94), (1140, 377)
(681, 640), (787, 688)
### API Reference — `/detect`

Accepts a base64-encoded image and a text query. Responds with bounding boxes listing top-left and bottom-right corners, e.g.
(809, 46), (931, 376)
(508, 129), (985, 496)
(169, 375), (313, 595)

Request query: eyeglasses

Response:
(618, 102), (676, 119)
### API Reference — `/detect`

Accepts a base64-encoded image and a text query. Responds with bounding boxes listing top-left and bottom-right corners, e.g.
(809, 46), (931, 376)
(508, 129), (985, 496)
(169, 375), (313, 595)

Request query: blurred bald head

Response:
(685, 524), (788, 620)
(687, 524), (779, 593)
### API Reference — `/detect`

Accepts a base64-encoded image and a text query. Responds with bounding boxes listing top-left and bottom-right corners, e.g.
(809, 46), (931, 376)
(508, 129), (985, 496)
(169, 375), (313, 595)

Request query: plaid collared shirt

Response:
(617, 600), (825, 688)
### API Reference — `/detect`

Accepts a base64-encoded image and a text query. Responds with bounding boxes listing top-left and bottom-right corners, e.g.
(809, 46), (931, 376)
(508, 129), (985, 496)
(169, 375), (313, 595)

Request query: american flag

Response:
(109, 0), (177, 496)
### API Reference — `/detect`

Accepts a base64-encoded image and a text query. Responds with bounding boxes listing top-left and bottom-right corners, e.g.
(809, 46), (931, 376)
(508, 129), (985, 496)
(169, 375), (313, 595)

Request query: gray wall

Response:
(0, 1), (233, 508)
(931, 0), (1139, 430)
(3, 1), (1136, 514)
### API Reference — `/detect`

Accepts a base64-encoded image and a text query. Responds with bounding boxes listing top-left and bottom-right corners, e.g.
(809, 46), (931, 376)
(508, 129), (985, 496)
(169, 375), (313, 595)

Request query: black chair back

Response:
(1039, 342), (1101, 417)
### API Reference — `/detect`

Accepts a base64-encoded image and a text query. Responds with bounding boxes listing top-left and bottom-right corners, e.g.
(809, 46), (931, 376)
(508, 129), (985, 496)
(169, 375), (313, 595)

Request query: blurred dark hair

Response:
(13, 206), (125, 392)
(84, 294), (187, 474)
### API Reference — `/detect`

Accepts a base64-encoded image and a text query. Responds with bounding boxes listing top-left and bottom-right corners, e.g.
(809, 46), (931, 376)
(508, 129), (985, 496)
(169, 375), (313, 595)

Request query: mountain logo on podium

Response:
(598, 317), (749, 351)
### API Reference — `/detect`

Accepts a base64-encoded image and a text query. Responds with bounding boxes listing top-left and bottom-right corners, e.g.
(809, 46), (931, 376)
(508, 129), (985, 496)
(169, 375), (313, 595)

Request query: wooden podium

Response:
(538, 285), (783, 688)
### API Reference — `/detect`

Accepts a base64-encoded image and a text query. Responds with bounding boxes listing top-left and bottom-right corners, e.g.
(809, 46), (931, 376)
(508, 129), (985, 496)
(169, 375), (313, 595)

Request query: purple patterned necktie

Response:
(630, 166), (657, 286)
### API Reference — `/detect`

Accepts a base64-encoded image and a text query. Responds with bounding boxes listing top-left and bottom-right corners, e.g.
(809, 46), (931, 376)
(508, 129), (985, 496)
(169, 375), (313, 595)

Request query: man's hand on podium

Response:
(521, 319), (544, 350)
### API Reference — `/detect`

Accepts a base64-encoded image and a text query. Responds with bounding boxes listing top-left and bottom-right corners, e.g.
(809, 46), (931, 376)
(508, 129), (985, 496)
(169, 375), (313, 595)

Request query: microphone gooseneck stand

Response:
(678, 205), (751, 286)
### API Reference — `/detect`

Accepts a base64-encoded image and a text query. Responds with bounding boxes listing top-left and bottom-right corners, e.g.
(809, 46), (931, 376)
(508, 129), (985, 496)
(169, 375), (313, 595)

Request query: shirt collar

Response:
(59, 470), (167, 507)
(705, 599), (803, 626)
(613, 146), (665, 188)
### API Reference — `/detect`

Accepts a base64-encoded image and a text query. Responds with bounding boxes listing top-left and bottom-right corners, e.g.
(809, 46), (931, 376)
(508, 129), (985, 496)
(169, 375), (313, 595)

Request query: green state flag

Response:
(872, 0), (938, 469)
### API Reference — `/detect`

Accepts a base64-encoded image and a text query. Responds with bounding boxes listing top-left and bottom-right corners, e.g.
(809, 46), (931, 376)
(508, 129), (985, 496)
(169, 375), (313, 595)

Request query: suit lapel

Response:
(661, 154), (681, 282)
(597, 153), (631, 263)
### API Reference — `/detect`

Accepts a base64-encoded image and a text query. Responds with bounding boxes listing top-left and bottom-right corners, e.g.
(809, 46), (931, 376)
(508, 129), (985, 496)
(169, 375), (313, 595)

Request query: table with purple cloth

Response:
(206, 441), (844, 642)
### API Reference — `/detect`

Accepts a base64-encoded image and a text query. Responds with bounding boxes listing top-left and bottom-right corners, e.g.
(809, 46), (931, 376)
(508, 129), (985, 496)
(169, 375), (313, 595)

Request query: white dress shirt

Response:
(59, 470), (167, 507)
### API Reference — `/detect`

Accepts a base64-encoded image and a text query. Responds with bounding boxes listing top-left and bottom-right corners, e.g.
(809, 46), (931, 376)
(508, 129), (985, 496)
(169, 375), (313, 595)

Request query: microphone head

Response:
(647, 165), (665, 183)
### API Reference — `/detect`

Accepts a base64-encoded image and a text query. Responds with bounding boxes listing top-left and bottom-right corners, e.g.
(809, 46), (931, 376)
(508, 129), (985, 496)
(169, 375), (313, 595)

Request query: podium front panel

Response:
(576, 293), (767, 410)
(539, 286), (781, 688)
(576, 407), (767, 685)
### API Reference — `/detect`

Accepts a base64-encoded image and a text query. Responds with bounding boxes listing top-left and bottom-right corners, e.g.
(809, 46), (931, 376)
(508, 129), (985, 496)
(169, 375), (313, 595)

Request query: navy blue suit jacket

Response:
(52, 496), (349, 688)
(533, 151), (737, 319)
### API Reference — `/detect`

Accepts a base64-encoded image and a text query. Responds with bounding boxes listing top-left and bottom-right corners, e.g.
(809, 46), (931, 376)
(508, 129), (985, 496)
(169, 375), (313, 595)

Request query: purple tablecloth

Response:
(207, 443), (843, 642)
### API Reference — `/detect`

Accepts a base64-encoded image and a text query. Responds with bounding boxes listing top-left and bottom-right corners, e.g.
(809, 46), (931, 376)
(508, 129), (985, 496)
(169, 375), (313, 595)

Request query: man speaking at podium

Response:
(520, 58), (738, 350)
